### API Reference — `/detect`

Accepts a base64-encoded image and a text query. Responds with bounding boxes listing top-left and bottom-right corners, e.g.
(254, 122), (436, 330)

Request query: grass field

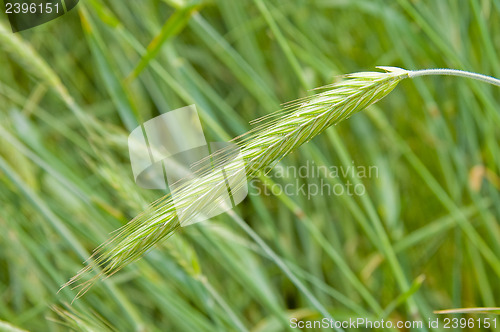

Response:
(1, 0), (499, 331)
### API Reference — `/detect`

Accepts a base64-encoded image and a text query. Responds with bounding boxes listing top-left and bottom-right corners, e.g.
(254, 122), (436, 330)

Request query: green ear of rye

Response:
(63, 66), (500, 297)
(62, 66), (409, 296)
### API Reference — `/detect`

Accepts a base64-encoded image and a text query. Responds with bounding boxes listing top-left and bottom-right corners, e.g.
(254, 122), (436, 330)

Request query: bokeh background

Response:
(1, 0), (499, 331)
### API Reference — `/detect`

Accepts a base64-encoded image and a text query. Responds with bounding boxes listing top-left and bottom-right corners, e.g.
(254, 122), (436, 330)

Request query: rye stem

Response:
(408, 69), (500, 87)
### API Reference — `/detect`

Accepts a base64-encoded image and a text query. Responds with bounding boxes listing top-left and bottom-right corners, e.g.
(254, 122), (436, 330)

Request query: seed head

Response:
(63, 67), (409, 297)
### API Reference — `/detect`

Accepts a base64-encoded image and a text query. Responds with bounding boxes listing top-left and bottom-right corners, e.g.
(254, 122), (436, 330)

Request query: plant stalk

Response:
(408, 69), (500, 87)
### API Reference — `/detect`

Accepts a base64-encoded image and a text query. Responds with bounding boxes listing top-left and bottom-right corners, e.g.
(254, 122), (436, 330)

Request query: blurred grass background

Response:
(0, 0), (499, 331)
